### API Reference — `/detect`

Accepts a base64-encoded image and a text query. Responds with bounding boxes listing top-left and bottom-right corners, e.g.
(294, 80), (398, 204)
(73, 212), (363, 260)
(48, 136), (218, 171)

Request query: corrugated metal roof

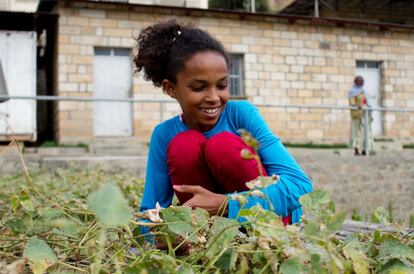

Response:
(280, 0), (414, 18)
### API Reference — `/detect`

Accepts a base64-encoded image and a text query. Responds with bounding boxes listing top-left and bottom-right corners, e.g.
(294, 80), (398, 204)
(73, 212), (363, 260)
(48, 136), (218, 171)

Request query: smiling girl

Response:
(135, 20), (312, 228)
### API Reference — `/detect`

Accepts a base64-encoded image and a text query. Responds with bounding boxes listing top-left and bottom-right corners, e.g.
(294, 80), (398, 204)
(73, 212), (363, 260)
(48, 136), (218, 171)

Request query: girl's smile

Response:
(163, 51), (229, 132)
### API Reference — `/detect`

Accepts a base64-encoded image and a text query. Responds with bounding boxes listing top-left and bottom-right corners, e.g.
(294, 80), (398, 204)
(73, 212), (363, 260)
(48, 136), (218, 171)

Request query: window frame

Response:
(228, 53), (245, 99)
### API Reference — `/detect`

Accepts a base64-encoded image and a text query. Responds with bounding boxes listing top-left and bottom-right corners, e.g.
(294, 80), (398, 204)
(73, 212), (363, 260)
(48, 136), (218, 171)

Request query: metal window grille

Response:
(229, 54), (244, 97)
(94, 47), (130, 56)
(356, 61), (380, 68)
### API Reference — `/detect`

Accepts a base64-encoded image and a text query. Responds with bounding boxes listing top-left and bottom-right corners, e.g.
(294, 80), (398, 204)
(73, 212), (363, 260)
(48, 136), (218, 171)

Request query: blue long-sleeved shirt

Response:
(140, 100), (313, 225)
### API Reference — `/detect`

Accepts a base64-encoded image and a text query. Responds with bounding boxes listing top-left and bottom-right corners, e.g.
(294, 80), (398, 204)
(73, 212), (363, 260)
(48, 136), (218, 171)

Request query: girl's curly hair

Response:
(134, 19), (229, 88)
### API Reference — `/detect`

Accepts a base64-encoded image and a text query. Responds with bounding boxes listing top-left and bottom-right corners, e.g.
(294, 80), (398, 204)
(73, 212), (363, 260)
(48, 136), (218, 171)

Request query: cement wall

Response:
(293, 149), (414, 224)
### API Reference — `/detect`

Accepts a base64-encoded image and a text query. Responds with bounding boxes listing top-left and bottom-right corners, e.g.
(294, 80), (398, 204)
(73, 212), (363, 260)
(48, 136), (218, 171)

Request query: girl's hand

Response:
(173, 185), (228, 216)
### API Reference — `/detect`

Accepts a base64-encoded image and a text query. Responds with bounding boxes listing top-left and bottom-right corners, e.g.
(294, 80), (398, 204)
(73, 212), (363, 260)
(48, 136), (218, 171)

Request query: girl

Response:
(134, 19), (312, 229)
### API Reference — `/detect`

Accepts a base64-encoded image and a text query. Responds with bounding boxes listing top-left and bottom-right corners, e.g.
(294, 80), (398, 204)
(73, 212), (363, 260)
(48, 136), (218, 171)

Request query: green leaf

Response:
(300, 190), (330, 215)
(238, 129), (260, 150)
(373, 207), (388, 224)
(161, 206), (197, 242)
(310, 254), (328, 274)
(177, 263), (195, 274)
(280, 258), (306, 274)
(87, 182), (131, 227)
(307, 243), (330, 264)
(378, 258), (414, 274)
(238, 208), (255, 218)
(379, 240), (414, 262)
(325, 212), (346, 234)
(304, 221), (322, 239)
(11, 194), (20, 212)
(343, 244), (370, 274)
(206, 217), (239, 258)
(38, 207), (63, 220)
(192, 207), (209, 228)
(125, 253), (177, 274)
(51, 218), (82, 238)
(240, 148), (255, 159)
(215, 247), (238, 271)
(5, 218), (26, 234)
(20, 199), (35, 212)
(23, 237), (58, 274)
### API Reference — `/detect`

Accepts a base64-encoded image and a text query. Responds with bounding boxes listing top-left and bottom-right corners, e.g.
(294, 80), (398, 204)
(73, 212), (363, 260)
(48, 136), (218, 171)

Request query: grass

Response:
(283, 142), (349, 149)
(40, 140), (89, 150)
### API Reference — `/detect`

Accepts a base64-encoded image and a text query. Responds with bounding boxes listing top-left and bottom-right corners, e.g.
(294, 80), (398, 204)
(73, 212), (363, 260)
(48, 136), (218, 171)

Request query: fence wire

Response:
(1, 95), (414, 155)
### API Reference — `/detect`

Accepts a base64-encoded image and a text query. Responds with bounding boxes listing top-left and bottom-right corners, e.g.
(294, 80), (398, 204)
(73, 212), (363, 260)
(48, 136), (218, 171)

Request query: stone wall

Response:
(55, 1), (414, 144)
(292, 149), (414, 224)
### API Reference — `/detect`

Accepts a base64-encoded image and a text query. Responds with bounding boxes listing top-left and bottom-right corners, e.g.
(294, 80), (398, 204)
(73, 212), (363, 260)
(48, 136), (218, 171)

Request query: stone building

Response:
(36, 0), (414, 145)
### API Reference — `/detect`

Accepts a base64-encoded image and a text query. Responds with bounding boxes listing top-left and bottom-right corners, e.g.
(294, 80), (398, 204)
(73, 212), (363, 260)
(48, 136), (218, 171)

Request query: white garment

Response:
(348, 84), (371, 107)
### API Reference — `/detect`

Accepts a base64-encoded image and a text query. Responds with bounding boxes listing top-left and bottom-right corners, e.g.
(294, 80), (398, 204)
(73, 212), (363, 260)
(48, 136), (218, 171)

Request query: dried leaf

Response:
(1, 259), (26, 274)
(343, 244), (370, 274)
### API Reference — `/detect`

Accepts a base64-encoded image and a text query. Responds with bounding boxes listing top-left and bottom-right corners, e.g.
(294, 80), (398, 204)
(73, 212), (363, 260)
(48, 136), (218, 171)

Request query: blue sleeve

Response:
(228, 101), (313, 223)
(139, 125), (174, 234)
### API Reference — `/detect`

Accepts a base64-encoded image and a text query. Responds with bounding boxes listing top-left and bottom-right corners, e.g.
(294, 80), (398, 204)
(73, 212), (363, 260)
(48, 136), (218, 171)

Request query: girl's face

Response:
(163, 51), (229, 132)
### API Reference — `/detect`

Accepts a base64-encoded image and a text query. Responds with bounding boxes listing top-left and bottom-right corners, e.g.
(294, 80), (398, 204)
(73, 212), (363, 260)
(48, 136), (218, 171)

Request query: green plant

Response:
(1, 134), (413, 273)
(40, 140), (89, 150)
(1, 170), (413, 273)
(351, 208), (363, 221)
(409, 214), (414, 228)
(283, 142), (349, 149)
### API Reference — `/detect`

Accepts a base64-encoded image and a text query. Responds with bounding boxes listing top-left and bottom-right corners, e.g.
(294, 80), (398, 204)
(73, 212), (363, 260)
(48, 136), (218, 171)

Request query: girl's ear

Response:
(162, 79), (176, 98)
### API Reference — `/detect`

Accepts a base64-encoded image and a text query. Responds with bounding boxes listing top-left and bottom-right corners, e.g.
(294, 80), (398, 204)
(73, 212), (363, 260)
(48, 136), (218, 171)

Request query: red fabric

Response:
(167, 130), (291, 225)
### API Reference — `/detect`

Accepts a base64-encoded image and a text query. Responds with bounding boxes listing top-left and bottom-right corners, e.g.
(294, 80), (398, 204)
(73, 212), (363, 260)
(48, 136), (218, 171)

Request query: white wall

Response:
(129, 0), (208, 8)
(0, 0), (38, 12)
(0, 31), (37, 141)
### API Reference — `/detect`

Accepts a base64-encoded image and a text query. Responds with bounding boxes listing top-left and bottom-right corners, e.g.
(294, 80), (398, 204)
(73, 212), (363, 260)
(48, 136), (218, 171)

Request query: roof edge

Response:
(49, 0), (414, 32)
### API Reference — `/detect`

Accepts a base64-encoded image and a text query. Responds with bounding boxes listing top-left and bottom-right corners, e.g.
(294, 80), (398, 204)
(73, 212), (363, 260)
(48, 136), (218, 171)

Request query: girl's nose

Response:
(205, 87), (220, 102)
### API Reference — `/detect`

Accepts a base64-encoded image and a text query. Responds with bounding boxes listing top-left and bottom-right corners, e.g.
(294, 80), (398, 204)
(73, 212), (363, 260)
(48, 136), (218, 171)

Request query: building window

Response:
(229, 54), (244, 98)
(356, 61), (380, 68)
(94, 47), (130, 56)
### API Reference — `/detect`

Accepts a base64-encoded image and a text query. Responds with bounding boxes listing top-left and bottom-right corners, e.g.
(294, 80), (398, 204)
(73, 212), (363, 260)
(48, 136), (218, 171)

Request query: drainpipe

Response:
(363, 107), (370, 156)
(314, 0), (319, 17)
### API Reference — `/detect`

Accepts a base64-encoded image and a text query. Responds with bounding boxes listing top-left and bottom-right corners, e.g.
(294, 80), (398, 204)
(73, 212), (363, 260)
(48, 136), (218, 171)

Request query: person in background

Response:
(348, 76), (374, 155)
(134, 19), (313, 236)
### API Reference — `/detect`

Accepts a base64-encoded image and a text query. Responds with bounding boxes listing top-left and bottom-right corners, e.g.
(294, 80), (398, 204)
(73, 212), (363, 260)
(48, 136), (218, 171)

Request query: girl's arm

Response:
(139, 125), (174, 233)
(228, 101), (313, 223)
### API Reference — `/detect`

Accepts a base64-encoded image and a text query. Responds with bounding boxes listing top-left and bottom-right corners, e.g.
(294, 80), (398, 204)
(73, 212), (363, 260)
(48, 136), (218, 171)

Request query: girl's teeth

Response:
(202, 108), (218, 114)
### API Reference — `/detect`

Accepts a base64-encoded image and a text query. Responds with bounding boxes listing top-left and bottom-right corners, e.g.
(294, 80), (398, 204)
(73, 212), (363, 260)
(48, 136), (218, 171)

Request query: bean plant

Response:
(0, 137), (413, 273)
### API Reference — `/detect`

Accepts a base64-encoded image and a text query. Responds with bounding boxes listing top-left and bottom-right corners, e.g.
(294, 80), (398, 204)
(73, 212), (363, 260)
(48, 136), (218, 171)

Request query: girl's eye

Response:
(191, 86), (205, 92)
(217, 84), (228, 90)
